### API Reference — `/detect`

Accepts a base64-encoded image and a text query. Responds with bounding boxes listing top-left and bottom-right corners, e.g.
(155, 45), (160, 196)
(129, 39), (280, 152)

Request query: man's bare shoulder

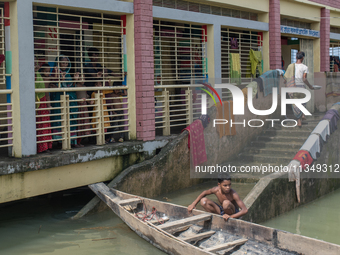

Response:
(231, 189), (241, 199)
(209, 186), (220, 194)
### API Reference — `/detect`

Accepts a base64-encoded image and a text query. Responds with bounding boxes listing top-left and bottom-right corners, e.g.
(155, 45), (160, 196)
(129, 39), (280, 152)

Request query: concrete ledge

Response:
(0, 137), (174, 176)
(243, 105), (340, 223)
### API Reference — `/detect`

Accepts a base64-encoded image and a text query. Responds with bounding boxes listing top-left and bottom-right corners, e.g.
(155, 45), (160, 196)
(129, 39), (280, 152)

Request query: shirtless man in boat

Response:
(187, 177), (248, 221)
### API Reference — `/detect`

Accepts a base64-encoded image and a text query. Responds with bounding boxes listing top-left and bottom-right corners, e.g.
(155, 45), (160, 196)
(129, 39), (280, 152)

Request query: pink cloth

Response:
(183, 120), (207, 167)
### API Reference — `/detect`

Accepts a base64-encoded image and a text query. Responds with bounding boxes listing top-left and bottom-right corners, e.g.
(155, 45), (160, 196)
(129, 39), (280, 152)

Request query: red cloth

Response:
(0, 54), (5, 65)
(36, 96), (53, 153)
(293, 150), (313, 170)
(183, 120), (207, 167)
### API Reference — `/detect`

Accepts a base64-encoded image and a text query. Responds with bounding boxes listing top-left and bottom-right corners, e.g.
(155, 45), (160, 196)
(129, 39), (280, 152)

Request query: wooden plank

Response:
(181, 231), (216, 242)
(158, 214), (211, 231)
(168, 225), (192, 235)
(149, 217), (170, 225)
(205, 238), (248, 253)
(118, 198), (141, 206)
(146, 221), (190, 247)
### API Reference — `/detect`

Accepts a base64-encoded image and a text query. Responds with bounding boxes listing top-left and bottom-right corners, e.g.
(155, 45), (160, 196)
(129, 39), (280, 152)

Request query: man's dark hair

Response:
(218, 176), (231, 183)
(88, 47), (100, 57)
(296, 51), (305, 60)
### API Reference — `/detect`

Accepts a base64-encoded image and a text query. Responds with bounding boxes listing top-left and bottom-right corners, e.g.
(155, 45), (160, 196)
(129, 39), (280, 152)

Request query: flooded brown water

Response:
(0, 182), (254, 255)
(261, 188), (340, 246)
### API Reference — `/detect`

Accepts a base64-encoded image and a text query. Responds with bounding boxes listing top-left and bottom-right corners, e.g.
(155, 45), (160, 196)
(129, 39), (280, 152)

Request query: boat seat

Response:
(149, 217), (170, 225)
(118, 198), (141, 206)
(158, 214), (212, 232)
(204, 238), (248, 252)
(181, 231), (216, 242)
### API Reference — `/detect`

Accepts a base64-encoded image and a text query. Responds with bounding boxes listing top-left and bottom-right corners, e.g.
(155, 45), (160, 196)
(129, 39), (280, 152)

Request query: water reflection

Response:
(261, 189), (340, 245)
(0, 181), (255, 255)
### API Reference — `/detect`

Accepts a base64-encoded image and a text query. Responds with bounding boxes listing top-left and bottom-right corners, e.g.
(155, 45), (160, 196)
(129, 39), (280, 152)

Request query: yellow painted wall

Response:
(126, 14), (136, 140)
(330, 11), (340, 27)
(9, 1), (22, 157)
(281, 0), (320, 22)
(201, 0), (268, 12)
(0, 153), (141, 204)
(311, 23), (321, 73)
(258, 13), (269, 72)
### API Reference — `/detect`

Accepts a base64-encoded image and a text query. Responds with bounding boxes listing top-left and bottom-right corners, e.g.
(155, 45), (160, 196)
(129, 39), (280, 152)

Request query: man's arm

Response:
(230, 192), (248, 219)
(187, 187), (216, 213)
(303, 73), (314, 90)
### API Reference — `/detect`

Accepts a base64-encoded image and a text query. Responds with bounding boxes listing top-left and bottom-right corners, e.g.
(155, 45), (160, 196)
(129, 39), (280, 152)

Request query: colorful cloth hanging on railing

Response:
(249, 49), (263, 76)
(321, 109), (340, 134)
(293, 150), (313, 170)
(182, 120), (207, 167)
(299, 134), (321, 160)
(216, 101), (236, 137)
(230, 53), (241, 85)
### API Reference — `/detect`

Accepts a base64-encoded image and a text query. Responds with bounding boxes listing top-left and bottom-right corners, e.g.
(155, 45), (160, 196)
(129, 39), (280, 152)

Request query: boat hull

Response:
(89, 183), (340, 255)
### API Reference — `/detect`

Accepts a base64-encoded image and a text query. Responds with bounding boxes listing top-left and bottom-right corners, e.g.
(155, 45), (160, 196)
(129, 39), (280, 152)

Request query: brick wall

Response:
(310, 0), (340, 9)
(320, 8), (330, 72)
(134, 0), (155, 141)
(269, 0), (281, 70)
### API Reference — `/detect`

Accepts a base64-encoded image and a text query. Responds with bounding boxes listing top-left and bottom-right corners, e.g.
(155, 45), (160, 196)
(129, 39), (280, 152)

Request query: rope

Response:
(134, 197), (164, 225)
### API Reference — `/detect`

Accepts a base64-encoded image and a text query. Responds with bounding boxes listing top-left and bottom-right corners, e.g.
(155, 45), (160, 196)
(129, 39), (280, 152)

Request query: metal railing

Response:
(221, 28), (263, 87)
(153, 20), (207, 86)
(155, 86), (208, 135)
(33, 5), (125, 88)
(0, 89), (13, 148)
(35, 86), (129, 150)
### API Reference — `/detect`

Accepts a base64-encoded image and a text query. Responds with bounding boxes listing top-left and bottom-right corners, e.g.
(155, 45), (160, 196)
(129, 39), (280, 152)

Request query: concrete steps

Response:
(226, 114), (324, 178)
(242, 147), (298, 156)
(243, 154), (293, 164)
(254, 135), (308, 143)
(261, 129), (311, 137)
(249, 141), (303, 150)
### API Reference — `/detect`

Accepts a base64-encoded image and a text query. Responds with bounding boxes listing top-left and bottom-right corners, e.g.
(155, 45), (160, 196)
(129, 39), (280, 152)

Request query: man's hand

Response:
(222, 214), (231, 221)
(187, 203), (196, 213)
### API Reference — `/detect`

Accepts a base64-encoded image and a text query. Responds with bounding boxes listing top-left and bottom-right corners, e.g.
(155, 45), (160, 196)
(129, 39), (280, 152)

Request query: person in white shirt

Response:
(284, 51), (315, 127)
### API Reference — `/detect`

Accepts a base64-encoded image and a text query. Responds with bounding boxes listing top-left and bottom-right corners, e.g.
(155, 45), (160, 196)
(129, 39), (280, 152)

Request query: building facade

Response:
(0, 0), (340, 202)
(1, 0), (339, 157)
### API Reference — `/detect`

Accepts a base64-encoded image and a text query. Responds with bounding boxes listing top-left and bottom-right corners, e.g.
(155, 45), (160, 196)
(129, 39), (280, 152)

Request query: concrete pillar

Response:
(134, 0), (155, 141)
(210, 24), (220, 81)
(258, 13), (270, 72)
(320, 8), (330, 72)
(125, 14), (137, 140)
(10, 0), (36, 157)
(269, 0), (281, 70)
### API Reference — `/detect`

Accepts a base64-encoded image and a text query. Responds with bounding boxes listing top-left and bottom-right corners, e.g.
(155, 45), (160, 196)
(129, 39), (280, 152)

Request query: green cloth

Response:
(230, 53), (241, 85)
(35, 72), (45, 100)
(246, 81), (258, 98)
(249, 49), (263, 76)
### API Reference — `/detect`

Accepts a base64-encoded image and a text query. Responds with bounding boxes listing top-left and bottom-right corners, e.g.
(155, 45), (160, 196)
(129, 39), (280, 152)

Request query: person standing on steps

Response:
(284, 51), (315, 127)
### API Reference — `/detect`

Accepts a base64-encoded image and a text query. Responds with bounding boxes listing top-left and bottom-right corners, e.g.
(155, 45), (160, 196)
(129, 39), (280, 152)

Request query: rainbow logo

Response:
(197, 83), (222, 107)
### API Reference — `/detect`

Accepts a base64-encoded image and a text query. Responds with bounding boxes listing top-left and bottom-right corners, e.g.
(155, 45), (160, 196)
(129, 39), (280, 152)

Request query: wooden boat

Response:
(89, 183), (340, 255)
